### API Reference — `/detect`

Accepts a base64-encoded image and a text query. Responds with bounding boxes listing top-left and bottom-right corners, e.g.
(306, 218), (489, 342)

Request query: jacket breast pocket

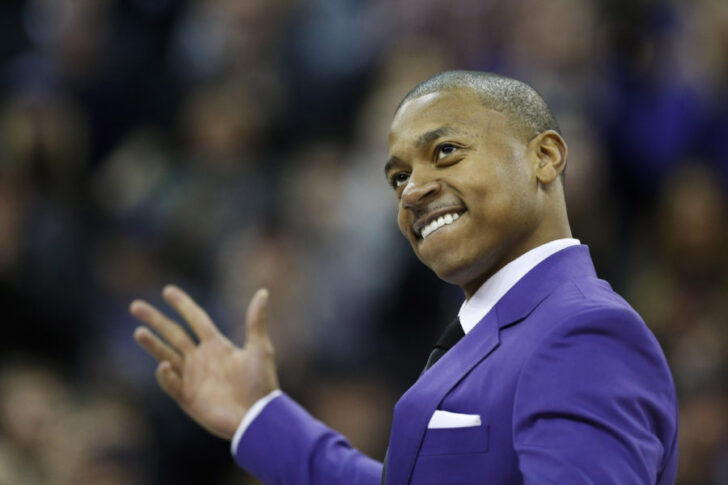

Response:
(419, 423), (490, 456)
(411, 425), (491, 484)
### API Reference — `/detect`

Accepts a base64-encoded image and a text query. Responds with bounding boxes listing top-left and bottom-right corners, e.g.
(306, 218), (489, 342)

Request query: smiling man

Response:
(130, 71), (678, 484)
(386, 76), (571, 299)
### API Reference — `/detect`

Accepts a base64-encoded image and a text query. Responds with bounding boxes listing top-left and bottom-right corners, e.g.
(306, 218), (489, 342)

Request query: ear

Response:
(529, 130), (567, 185)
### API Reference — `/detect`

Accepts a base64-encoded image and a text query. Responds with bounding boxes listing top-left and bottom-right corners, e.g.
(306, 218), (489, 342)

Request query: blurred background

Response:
(0, 0), (726, 483)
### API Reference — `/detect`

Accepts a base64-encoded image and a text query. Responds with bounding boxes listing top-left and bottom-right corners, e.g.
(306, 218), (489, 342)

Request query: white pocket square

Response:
(427, 410), (482, 429)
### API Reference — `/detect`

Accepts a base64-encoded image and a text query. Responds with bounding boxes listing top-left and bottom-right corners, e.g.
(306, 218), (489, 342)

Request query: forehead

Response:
(388, 88), (512, 150)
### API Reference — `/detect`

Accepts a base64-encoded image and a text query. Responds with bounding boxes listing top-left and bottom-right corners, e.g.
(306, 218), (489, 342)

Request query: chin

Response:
(423, 256), (475, 286)
(423, 249), (498, 293)
(435, 267), (477, 289)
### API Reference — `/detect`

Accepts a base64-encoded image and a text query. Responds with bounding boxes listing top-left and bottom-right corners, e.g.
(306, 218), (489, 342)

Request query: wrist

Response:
(230, 390), (283, 450)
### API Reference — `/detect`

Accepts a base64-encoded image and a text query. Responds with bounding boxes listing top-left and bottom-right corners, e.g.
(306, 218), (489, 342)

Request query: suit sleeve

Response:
(234, 393), (383, 485)
(512, 307), (678, 485)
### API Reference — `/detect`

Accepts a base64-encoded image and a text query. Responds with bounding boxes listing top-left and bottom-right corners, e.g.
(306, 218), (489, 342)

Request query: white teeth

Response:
(420, 212), (462, 239)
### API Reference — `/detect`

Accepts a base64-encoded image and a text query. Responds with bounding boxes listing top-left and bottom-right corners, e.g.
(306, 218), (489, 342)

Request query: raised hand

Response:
(130, 285), (279, 440)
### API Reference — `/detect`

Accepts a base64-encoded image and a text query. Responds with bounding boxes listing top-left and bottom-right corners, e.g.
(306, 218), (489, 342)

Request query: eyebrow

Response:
(384, 125), (465, 176)
(415, 126), (459, 149)
(384, 156), (404, 177)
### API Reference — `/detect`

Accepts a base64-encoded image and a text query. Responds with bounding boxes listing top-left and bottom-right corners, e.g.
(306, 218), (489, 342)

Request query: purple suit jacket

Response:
(235, 246), (678, 484)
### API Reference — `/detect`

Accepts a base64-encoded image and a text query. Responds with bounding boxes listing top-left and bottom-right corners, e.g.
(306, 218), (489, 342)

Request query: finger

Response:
(163, 285), (217, 341)
(129, 300), (195, 354)
(155, 361), (183, 400)
(244, 288), (271, 348)
(134, 327), (184, 372)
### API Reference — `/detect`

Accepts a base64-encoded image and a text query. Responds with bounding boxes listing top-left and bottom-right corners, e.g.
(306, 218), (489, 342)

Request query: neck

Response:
(461, 224), (573, 299)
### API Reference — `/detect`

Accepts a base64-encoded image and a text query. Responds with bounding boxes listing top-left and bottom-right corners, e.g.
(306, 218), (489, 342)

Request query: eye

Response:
(390, 172), (410, 189)
(437, 143), (458, 160)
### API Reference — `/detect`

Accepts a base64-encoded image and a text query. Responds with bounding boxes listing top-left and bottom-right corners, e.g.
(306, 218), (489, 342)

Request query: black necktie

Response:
(425, 317), (465, 370)
(381, 317), (465, 484)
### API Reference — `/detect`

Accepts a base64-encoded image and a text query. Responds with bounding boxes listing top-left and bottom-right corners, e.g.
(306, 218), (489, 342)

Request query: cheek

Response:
(474, 162), (530, 211)
(396, 207), (410, 237)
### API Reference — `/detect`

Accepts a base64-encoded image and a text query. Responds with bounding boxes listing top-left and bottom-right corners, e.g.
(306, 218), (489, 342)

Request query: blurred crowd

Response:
(0, 0), (726, 483)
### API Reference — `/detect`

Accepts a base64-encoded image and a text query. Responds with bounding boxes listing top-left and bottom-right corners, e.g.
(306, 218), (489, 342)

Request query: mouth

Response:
(414, 208), (467, 240)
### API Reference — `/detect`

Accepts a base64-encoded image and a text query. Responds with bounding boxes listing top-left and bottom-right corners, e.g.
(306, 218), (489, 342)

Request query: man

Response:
(130, 71), (678, 484)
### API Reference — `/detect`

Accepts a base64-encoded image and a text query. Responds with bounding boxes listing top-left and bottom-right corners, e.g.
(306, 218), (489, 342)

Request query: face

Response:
(386, 88), (545, 296)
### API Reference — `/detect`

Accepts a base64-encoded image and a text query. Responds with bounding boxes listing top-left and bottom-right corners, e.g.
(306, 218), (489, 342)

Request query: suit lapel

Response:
(384, 245), (598, 484)
(385, 310), (500, 485)
(494, 245), (596, 328)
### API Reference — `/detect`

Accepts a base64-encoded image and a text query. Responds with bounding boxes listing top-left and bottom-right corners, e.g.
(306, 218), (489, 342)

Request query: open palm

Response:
(130, 286), (279, 440)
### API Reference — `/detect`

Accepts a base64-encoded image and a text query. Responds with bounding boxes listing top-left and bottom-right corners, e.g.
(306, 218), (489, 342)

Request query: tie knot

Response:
(434, 317), (465, 351)
(426, 317), (465, 370)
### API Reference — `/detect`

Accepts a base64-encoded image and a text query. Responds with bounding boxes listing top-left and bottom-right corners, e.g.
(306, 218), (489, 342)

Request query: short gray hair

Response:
(398, 70), (560, 138)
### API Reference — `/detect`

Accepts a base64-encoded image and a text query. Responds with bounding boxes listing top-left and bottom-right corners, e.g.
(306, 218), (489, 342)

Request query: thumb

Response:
(244, 288), (271, 348)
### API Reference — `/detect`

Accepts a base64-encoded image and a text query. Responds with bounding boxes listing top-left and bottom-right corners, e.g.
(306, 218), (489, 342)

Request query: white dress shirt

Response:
(458, 238), (580, 334)
(231, 238), (581, 455)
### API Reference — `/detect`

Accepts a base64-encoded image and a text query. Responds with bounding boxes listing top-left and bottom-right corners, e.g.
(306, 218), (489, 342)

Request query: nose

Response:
(401, 177), (441, 209)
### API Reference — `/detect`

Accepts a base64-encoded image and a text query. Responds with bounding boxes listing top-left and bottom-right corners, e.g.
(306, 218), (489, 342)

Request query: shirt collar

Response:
(458, 238), (581, 334)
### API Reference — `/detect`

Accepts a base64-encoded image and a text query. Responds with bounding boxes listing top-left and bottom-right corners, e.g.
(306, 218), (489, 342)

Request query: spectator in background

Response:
(0, 359), (71, 485)
(0, 359), (152, 485)
(627, 163), (728, 484)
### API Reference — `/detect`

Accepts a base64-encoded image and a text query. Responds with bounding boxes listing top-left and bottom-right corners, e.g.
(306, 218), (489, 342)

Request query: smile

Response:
(420, 212), (463, 239)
